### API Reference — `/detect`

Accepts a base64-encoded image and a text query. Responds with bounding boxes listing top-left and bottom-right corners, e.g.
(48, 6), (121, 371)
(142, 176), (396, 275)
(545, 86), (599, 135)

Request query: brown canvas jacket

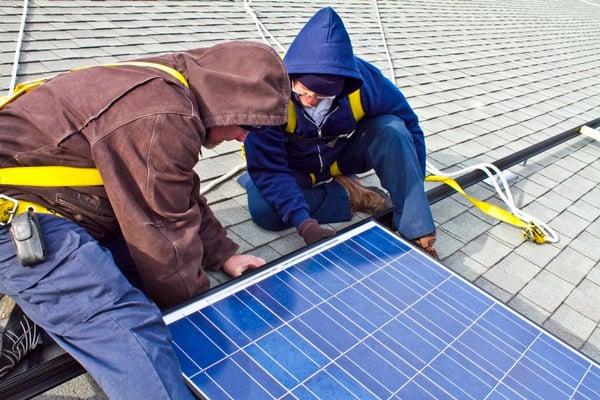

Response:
(0, 41), (290, 306)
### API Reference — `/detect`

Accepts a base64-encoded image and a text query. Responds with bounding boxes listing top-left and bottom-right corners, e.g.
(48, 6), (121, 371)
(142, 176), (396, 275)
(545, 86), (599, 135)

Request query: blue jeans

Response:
(0, 215), (194, 400)
(243, 115), (435, 239)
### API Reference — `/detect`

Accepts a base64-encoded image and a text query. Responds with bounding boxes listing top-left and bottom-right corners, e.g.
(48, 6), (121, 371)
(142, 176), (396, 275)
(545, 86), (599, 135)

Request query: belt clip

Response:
(0, 194), (19, 226)
(522, 222), (546, 244)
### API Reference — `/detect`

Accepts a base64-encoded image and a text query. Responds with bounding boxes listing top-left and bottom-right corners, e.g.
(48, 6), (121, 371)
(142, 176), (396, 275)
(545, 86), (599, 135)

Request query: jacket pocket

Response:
(55, 189), (115, 223)
(0, 226), (80, 295)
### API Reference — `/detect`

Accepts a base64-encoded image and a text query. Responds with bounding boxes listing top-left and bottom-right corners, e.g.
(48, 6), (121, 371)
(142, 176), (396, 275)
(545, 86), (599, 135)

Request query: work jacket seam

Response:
(90, 111), (198, 146)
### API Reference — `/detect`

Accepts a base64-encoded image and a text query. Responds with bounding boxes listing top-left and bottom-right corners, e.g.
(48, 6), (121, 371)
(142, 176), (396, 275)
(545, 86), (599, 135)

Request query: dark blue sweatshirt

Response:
(245, 7), (426, 228)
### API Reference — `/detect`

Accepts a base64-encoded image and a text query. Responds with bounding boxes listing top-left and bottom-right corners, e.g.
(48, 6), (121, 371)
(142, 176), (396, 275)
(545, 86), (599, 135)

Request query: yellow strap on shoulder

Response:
(425, 175), (547, 244)
(2, 61), (188, 111)
(284, 89), (363, 134)
(0, 61), (189, 189)
(74, 61), (189, 88)
(348, 89), (365, 122)
(0, 166), (103, 187)
(285, 101), (297, 134)
(0, 77), (49, 109)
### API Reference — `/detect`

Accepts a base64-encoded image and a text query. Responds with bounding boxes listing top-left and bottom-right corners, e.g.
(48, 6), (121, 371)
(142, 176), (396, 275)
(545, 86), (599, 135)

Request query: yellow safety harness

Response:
(285, 89), (365, 185)
(425, 175), (546, 243)
(284, 89), (365, 135)
(0, 62), (189, 225)
(286, 88), (549, 243)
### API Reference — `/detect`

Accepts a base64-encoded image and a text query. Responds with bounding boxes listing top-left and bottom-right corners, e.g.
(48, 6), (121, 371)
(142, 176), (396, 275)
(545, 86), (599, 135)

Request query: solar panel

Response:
(164, 221), (600, 400)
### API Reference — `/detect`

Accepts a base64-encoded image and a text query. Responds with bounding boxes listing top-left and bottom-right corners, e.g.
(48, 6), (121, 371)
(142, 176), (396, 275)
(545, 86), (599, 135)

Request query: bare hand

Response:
(223, 254), (265, 277)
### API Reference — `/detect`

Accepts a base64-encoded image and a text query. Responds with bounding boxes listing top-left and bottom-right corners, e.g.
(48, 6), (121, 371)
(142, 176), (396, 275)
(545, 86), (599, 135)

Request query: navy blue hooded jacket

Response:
(245, 7), (426, 228)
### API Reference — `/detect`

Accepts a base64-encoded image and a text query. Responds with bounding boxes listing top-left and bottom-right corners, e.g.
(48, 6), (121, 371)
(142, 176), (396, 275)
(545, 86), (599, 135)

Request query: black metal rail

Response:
(0, 353), (83, 400)
(374, 118), (600, 228)
(0, 118), (598, 400)
(425, 117), (600, 205)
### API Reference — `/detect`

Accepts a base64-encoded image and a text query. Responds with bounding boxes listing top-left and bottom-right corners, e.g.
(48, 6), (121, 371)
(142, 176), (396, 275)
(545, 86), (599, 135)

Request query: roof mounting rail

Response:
(374, 116), (600, 227)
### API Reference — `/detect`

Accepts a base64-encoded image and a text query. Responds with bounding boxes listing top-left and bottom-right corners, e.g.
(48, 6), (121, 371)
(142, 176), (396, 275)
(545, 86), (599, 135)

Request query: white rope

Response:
(372, 0), (396, 84)
(372, 1), (557, 242)
(578, 0), (600, 8)
(200, 0), (286, 196)
(8, 0), (29, 96)
(200, 163), (247, 195)
(426, 160), (559, 243)
(238, 0), (285, 53)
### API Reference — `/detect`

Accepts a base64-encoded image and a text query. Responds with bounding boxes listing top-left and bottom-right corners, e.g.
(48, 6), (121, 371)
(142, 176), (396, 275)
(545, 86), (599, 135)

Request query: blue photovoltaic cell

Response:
(165, 222), (600, 400)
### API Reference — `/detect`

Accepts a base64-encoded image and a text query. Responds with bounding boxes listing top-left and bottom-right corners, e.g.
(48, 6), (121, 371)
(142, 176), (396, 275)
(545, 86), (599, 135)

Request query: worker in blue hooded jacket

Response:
(242, 7), (438, 258)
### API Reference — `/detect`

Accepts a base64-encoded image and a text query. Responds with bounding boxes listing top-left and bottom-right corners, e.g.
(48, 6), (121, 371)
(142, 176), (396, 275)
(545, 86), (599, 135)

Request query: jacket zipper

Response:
(302, 106), (339, 173)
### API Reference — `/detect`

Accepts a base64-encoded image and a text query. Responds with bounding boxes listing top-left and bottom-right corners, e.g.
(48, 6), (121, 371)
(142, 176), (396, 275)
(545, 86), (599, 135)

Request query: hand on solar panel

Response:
(298, 218), (336, 244)
(222, 254), (266, 277)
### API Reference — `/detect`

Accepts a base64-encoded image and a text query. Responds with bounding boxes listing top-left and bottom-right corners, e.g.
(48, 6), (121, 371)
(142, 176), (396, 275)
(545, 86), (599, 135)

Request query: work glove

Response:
(298, 219), (336, 245)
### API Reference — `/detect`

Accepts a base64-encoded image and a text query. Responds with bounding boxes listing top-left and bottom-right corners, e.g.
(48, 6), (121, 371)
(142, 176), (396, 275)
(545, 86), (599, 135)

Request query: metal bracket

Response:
(0, 194), (19, 226)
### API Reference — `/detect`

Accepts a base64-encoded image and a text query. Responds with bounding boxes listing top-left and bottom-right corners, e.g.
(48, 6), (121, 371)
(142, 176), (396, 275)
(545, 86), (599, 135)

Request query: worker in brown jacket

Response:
(0, 41), (290, 398)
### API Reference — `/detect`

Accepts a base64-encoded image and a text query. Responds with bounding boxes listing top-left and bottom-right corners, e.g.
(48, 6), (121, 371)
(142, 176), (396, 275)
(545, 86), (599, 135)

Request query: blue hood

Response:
(284, 7), (363, 96)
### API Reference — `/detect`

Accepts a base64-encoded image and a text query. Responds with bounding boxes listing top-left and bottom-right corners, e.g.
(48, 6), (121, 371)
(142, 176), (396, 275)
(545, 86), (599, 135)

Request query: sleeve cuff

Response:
(289, 209), (311, 229)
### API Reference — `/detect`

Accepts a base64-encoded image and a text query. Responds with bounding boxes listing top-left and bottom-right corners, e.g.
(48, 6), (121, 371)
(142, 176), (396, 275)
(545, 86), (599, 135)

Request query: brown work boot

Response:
(413, 233), (439, 260)
(334, 175), (390, 214)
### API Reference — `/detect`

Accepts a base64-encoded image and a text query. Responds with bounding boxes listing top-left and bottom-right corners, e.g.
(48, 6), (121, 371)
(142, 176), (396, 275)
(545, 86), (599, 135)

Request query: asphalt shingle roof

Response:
(1, 0), (600, 397)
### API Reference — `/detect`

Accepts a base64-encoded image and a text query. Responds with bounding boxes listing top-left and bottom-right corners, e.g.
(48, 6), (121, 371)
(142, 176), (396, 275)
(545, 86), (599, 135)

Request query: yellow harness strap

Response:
(425, 175), (547, 244)
(284, 89), (364, 182)
(0, 62), (189, 220)
(285, 89), (364, 135)
(348, 89), (365, 121)
(0, 195), (61, 224)
(72, 61), (189, 88)
(0, 77), (48, 109)
(329, 161), (342, 177)
(284, 101), (297, 134)
(0, 166), (100, 222)
(0, 166), (103, 187)
(1, 61), (189, 109)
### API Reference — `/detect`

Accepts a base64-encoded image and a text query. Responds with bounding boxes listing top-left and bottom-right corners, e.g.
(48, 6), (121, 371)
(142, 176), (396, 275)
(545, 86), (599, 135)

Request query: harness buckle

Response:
(0, 194), (19, 226)
(522, 222), (546, 244)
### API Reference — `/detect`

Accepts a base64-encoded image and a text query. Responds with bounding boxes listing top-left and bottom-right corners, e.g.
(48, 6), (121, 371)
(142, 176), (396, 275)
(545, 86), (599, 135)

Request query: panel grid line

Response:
(242, 345), (298, 389)
(569, 364), (593, 400)
(409, 373), (459, 400)
(219, 236), (458, 398)
(503, 376), (544, 400)
(262, 261), (460, 398)
(581, 368), (600, 398)
(166, 222), (600, 400)
(227, 356), (278, 400)
(182, 239), (406, 394)
(393, 302), (496, 400)
(518, 354), (579, 397)
(483, 332), (543, 400)
(583, 376), (600, 399)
